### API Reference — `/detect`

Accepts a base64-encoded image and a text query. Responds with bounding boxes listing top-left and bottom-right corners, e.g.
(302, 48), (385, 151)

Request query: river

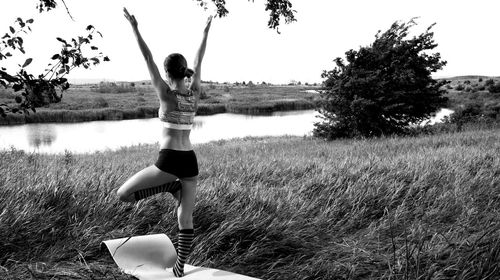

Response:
(0, 109), (453, 154)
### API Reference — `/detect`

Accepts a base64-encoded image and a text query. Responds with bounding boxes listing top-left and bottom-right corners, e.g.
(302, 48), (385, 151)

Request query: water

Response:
(0, 110), (320, 154)
(0, 109), (453, 154)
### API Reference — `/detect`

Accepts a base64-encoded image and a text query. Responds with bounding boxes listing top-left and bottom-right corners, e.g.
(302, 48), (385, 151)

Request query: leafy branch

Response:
(194, 0), (296, 33)
(0, 18), (109, 117)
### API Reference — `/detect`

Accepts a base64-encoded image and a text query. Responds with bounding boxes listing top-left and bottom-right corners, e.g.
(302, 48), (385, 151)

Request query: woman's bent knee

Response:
(117, 187), (135, 203)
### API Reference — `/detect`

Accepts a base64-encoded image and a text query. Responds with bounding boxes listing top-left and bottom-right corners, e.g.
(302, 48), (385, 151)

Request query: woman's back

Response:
(159, 88), (198, 151)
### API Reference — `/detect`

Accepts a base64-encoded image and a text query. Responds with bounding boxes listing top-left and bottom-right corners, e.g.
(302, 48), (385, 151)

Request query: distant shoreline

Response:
(0, 85), (321, 125)
(0, 99), (319, 125)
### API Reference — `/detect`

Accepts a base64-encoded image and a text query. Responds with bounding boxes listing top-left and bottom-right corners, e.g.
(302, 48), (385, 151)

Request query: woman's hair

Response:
(164, 53), (194, 80)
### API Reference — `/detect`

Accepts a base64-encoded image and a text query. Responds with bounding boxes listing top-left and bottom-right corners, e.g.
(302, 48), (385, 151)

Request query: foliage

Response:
(194, 0), (296, 32)
(449, 100), (500, 131)
(0, 1), (109, 117)
(487, 81), (500, 93)
(484, 79), (495, 87)
(315, 19), (448, 139)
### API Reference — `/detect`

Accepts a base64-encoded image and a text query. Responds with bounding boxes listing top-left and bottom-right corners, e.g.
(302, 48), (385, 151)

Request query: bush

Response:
(455, 84), (465, 91)
(485, 79), (495, 87)
(94, 97), (109, 108)
(487, 82), (500, 94)
(223, 86), (230, 93)
(314, 20), (448, 139)
(478, 78), (483, 82)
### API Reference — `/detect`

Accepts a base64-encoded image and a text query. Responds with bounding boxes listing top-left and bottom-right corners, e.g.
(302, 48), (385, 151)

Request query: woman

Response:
(117, 8), (212, 277)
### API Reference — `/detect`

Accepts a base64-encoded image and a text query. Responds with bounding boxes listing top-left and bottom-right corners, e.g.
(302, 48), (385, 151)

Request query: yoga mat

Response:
(102, 234), (260, 280)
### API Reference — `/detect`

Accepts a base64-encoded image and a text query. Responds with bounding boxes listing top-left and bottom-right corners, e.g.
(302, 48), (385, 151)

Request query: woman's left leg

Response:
(173, 176), (197, 277)
(116, 165), (180, 203)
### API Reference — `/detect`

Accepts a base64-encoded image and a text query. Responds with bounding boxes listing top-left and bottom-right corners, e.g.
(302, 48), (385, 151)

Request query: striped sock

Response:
(173, 229), (194, 277)
(133, 180), (182, 201)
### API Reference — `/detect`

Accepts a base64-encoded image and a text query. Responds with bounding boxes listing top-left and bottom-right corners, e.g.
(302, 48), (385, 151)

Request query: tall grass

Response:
(1, 129), (500, 279)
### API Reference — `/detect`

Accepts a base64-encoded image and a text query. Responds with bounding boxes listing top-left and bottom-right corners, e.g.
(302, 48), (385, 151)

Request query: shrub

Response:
(94, 97), (109, 108)
(488, 82), (500, 94)
(314, 20), (447, 139)
(485, 79), (495, 87)
(223, 86), (230, 93)
(478, 77), (483, 82)
(455, 84), (465, 91)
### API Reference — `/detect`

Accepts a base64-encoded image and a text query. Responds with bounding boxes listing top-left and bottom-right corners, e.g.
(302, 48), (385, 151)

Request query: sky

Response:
(0, 0), (499, 84)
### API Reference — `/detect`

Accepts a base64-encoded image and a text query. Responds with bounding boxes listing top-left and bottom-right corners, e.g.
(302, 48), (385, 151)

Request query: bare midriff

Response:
(160, 128), (193, 151)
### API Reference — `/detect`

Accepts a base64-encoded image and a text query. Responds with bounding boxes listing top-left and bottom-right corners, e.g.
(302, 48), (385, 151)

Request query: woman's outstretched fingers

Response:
(123, 7), (131, 19)
(204, 16), (212, 33)
(123, 7), (137, 27)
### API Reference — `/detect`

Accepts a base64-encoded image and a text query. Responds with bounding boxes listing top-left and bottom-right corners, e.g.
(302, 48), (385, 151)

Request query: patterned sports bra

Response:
(158, 89), (196, 130)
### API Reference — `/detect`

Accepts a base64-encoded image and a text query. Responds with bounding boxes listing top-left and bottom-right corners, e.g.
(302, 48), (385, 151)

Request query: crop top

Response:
(158, 89), (196, 130)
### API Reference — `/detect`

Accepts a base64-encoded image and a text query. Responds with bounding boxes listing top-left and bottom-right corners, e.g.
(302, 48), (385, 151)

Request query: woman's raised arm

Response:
(124, 8), (169, 99)
(190, 16), (213, 92)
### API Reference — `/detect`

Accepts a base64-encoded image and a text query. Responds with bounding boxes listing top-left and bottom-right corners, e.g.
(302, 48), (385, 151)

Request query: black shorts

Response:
(154, 149), (199, 178)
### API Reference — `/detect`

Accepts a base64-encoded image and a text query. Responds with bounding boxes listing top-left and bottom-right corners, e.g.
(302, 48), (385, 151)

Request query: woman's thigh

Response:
(117, 165), (177, 200)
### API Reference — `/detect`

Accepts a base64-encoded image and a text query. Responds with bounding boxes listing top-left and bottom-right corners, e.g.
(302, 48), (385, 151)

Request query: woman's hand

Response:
(204, 15), (213, 34)
(123, 7), (138, 29)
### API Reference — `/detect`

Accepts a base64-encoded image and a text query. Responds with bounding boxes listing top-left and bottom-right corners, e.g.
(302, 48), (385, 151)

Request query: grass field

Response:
(0, 84), (320, 125)
(1, 128), (499, 279)
(441, 76), (500, 109)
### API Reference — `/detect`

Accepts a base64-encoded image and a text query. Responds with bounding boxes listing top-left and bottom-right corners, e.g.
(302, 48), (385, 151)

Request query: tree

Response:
(195, 0), (296, 32)
(314, 19), (448, 139)
(0, 0), (108, 117)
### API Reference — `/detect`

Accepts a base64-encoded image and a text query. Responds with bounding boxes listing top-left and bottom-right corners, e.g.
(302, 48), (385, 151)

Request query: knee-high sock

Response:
(173, 229), (194, 277)
(133, 179), (182, 201)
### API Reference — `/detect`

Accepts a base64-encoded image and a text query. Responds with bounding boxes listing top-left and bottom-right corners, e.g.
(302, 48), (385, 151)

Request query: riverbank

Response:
(0, 85), (320, 125)
(1, 129), (499, 279)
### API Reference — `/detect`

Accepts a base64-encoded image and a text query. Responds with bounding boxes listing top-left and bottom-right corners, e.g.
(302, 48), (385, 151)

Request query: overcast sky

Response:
(1, 0), (499, 84)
